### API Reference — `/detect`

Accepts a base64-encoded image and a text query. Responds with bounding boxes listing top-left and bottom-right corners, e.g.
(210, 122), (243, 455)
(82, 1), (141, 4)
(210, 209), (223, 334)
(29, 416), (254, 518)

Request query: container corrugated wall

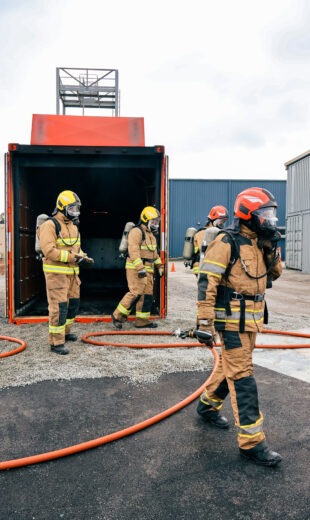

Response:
(286, 155), (310, 273)
(169, 179), (286, 259)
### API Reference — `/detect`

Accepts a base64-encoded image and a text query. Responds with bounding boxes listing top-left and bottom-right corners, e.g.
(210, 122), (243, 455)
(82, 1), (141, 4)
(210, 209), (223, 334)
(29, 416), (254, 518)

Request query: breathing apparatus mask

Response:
(65, 203), (81, 219)
(148, 217), (160, 234)
(212, 217), (227, 230)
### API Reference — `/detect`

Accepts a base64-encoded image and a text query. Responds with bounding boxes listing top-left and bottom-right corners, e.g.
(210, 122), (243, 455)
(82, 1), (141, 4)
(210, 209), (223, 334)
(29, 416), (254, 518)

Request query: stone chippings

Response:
(0, 266), (309, 390)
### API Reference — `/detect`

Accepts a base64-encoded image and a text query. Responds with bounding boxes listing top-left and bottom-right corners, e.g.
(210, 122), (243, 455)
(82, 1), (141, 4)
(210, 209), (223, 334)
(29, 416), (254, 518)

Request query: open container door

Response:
(4, 152), (11, 318)
(8, 144), (168, 323)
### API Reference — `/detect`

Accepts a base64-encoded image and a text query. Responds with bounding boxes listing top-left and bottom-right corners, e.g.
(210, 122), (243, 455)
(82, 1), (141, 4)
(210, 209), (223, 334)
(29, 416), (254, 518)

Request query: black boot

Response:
(51, 344), (69, 355)
(112, 314), (123, 329)
(198, 410), (229, 429)
(65, 334), (78, 342)
(239, 441), (282, 466)
(135, 321), (158, 329)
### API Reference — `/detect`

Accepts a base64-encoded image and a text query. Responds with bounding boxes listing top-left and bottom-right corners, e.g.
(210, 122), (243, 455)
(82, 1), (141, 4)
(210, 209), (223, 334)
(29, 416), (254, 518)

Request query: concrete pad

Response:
(253, 328), (310, 383)
(0, 368), (309, 520)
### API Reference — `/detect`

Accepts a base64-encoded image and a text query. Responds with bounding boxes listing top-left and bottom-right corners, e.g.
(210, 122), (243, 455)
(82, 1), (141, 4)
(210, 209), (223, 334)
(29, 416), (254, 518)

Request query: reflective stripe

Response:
(56, 238), (80, 245)
(43, 264), (79, 274)
(215, 308), (264, 322)
(49, 324), (66, 334)
(60, 250), (69, 262)
(136, 311), (150, 318)
(193, 266), (199, 274)
(214, 316), (264, 323)
(141, 245), (157, 251)
(133, 258), (143, 266)
(200, 270), (221, 279)
(66, 318), (74, 325)
(200, 261), (226, 276)
(200, 390), (223, 410)
(154, 258), (162, 265)
(117, 303), (131, 316)
(194, 246), (199, 254)
(236, 414), (264, 436)
(206, 260), (227, 269)
(125, 262), (137, 269)
(238, 432), (262, 439)
(145, 266), (154, 273)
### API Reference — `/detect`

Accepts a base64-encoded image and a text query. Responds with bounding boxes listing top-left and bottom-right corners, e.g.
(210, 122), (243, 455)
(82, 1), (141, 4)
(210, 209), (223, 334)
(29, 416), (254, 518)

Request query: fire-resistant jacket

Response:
(37, 212), (81, 275)
(197, 224), (282, 332)
(193, 223), (212, 275)
(126, 224), (162, 274)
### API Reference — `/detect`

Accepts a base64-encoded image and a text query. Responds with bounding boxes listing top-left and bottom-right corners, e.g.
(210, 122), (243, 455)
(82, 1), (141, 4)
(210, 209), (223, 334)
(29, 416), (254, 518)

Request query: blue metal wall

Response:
(169, 179), (286, 259)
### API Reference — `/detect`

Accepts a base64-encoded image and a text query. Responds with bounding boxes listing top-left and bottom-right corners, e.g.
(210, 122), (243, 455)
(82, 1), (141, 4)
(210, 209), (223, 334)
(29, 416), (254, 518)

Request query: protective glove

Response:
(157, 266), (164, 277)
(197, 320), (216, 347)
(75, 253), (95, 266)
(138, 269), (147, 278)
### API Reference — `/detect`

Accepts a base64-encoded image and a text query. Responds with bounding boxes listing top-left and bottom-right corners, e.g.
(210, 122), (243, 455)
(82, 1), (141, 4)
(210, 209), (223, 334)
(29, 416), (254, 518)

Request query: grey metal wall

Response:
(286, 156), (310, 273)
(169, 179), (286, 259)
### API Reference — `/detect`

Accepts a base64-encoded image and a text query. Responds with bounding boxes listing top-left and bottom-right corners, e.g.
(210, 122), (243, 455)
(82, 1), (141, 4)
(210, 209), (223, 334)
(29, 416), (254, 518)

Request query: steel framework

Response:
(56, 67), (119, 116)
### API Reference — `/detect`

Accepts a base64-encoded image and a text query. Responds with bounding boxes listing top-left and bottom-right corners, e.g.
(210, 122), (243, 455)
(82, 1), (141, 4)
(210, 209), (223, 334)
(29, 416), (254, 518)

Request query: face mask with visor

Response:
(148, 218), (160, 233)
(65, 203), (81, 220)
(252, 207), (278, 234)
(213, 217), (228, 229)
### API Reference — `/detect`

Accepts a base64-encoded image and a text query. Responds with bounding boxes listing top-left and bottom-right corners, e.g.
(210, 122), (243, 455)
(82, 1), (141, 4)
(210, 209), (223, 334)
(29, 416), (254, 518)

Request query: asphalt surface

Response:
(1, 367), (309, 520)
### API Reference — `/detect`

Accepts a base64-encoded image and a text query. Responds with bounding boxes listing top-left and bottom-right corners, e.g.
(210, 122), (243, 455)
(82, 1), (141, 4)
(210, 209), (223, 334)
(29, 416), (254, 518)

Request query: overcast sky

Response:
(1, 0), (310, 212)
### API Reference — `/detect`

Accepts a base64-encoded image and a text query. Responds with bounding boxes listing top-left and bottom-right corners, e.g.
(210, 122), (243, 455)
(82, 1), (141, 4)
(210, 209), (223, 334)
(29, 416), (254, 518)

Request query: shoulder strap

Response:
(47, 217), (61, 237)
(133, 225), (146, 243)
(217, 230), (241, 281)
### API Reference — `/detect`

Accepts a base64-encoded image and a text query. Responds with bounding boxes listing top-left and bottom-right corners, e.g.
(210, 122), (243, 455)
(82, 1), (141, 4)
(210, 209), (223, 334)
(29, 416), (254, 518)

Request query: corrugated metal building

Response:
(169, 179), (286, 259)
(285, 151), (310, 273)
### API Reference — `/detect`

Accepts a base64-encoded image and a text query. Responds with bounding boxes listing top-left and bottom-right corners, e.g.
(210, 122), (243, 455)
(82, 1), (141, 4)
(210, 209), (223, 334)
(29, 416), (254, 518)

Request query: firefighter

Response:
(196, 187), (283, 466)
(112, 206), (164, 329)
(37, 190), (94, 355)
(192, 206), (228, 276)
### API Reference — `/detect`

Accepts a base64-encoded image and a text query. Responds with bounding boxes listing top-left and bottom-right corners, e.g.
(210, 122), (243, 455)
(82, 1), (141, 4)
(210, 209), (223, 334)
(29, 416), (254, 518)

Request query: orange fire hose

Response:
(0, 336), (27, 358)
(1, 328), (310, 471)
(81, 329), (310, 349)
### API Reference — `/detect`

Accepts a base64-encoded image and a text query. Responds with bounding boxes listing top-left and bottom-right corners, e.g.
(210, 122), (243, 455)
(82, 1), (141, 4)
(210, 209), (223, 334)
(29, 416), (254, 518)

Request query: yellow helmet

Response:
(140, 206), (160, 223)
(56, 190), (81, 220)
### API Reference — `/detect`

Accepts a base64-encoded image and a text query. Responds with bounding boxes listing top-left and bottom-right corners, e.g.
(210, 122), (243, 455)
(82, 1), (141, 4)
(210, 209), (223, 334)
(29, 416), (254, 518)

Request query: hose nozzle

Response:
(171, 328), (212, 341)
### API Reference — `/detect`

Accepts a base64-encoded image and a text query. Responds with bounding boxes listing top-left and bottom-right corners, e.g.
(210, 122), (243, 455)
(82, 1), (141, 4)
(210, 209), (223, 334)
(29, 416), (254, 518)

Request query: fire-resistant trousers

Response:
(44, 272), (81, 346)
(113, 269), (154, 326)
(197, 331), (266, 450)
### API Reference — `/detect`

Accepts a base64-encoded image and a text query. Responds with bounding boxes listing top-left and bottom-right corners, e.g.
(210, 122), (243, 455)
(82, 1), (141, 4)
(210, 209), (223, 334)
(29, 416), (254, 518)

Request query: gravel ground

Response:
(0, 271), (212, 389)
(1, 264), (309, 390)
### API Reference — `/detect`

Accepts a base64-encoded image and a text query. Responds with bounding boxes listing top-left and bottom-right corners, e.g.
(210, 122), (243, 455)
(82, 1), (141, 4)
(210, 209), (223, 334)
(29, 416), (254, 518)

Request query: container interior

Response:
(12, 146), (164, 318)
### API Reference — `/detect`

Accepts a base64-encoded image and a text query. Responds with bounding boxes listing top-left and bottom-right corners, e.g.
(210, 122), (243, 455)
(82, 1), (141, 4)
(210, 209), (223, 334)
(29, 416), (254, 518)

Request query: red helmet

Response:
(234, 187), (278, 233)
(208, 205), (229, 221)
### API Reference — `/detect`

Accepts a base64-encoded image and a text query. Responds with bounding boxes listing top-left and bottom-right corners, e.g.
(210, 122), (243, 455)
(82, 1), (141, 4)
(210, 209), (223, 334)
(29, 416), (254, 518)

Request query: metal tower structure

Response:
(56, 67), (119, 116)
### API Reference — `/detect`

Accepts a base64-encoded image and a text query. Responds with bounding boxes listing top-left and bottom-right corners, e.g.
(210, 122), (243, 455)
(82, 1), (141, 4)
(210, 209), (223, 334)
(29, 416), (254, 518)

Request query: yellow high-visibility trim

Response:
(49, 325), (66, 333)
(141, 245), (157, 251)
(133, 258), (143, 265)
(117, 303), (131, 316)
(214, 307), (264, 313)
(125, 263), (136, 269)
(66, 318), (74, 325)
(194, 246), (199, 253)
(200, 270), (221, 278)
(60, 250), (69, 262)
(145, 266), (154, 272)
(43, 264), (79, 274)
(136, 312), (150, 318)
(154, 258), (162, 265)
(214, 317), (264, 324)
(237, 414), (264, 429)
(206, 260), (227, 269)
(203, 391), (222, 403)
(56, 238), (80, 245)
(238, 432), (262, 439)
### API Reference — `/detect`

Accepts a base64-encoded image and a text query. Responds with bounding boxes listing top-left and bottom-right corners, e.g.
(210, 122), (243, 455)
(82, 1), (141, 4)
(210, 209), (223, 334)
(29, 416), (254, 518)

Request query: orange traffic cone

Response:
(170, 262), (176, 272)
